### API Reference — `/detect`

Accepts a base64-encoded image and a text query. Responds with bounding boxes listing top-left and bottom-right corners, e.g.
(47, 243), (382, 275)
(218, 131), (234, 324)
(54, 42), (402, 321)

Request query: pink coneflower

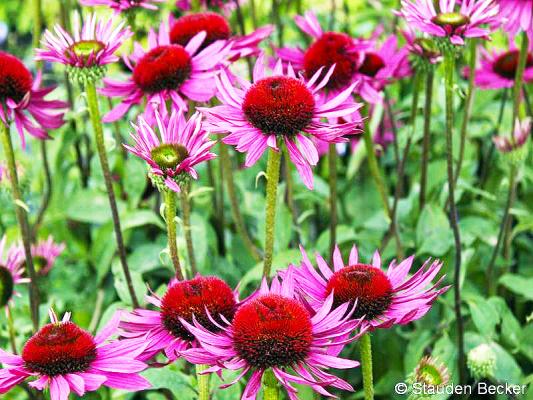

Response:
(493, 117), (531, 153)
(499, 0), (533, 40)
(401, 29), (442, 67)
(80, 0), (164, 12)
(180, 271), (364, 399)
(200, 55), (361, 189)
(289, 244), (449, 331)
(398, 0), (499, 45)
(0, 310), (151, 398)
(36, 13), (132, 81)
(125, 108), (216, 192)
(170, 12), (273, 61)
(277, 12), (408, 103)
(473, 45), (533, 89)
(30, 236), (66, 275)
(0, 235), (27, 307)
(0, 52), (66, 148)
(120, 275), (238, 361)
(101, 22), (230, 123)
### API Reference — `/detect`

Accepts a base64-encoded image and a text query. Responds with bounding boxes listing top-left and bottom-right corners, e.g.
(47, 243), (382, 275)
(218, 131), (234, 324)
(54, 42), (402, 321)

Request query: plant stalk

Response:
(180, 184), (197, 276)
(443, 49), (465, 385)
(328, 144), (338, 257)
(263, 369), (279, 400)
(85, 81), (140, 308)
(360, 333), (374, 400)
(263, 147), (282, 278)
(0, 122), (40, 330)
(419, 69), (434, 210)
(196, 364), (210, 400)
(164, 189), (184, 280)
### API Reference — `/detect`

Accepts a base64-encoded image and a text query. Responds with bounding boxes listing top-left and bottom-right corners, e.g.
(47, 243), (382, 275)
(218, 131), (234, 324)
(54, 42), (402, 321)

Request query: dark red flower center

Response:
(133, 45), (192, 94)
(358, 52), (385, 77)
(243, 76), (315, 136)
(0, 52), (33, 103)
(0, 265), (14, 307)
(170, 12), (231, 50)
(161, 276), (236, 341)
(493, 50), (533, 80)
(151, 143), (189, 170)
(303, 32), (358, 90)
(22, 322), (97, 376)
(326, 264), (393, 320)
(233, 294), (313, 369)
(431, 12), (470, 28)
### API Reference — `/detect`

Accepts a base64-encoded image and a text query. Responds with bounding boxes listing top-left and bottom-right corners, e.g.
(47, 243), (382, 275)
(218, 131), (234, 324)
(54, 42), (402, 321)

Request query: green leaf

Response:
(467, 298), (500, 339)
(142, 364), (196, 399)
(240, 249), (301, 289)
(499, 274), (533, 300)
(66, 189), (125, 224)
(416, 204), (453, 256)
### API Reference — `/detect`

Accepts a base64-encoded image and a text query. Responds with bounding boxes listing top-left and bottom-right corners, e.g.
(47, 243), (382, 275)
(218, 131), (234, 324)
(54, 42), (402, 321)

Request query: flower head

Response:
(406, 356), (449, 400)
(398, 0), (499, 45)
(499, 0), (533, 40)
(80, 0), (164, 12)
(277, 12), (408, 103)
(101, 21), (230, 123)
(30, 236), (66, 275)
(170, 12), (273, 61)
(493, 117), (531, 156)
(467, 344), (496, 380)
(36, 13), (132, 84)
(473, 44), (533, 89)
(120, 275), (237, 361)
(0, 52), (66, 147)
(289, 244), (449, 331)
(401, 29), (442, 72)
(180, 271), (363, 400)
(0, 235), (27, 307)
(201, 55), (362, 189)
(125, 108), (216, 192)
(0, 310), (150, 399)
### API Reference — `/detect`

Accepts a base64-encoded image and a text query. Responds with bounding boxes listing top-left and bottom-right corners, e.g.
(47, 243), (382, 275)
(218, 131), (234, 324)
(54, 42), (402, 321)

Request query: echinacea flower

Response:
(200, 55), (362, 189)
(406, 356), (450, 398)
(398, 0), (499, 45)
(101, 22), (230, 123)
(493, 117), (531, 153)
(0, 52), (66, 147)
(498, 0), (533, 40)
(0, 310), (151, 398)
(30, 236), (66, 275)
(0, 235), (27, 307)
(125, 108), (216, 192)
(180, 271), (364, 400)
(401, 29), (442, 71)
(473, 44), (533, 89)
(169, 12), (273, 61)
(36, 13), (132, 83)
(289, 244), (449, 331)
(80, 0), (164, 12)
(277, 12), (408, 103)
(120, 275), (238, 361)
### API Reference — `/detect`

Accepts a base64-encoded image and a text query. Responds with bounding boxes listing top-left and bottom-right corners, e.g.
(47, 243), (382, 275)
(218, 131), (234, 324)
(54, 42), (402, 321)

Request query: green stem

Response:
(284, 149), (300, 243)
(179, 184), (197, 276)
(512, 33), (530, 128)
(32, 0), (42, 69)
(164, 189), (184, 280)
(262, 369), (279, 400)
(196, 364), (210, 400)
(328, 144), (338, 258)
(419, 69), (434, 211)
(220, 144), (261, 262)
(454, 39), (477, 186)
(263, 147), (282, 278)
(0, 122), (40, 331)
(360, 333), (374, 400)
(272, 0), (283, 47)
(6, 305), (17, 353)
(443, 49), (465, 385)
(85, 81), (140, 308)
(32, 141), (52, 240)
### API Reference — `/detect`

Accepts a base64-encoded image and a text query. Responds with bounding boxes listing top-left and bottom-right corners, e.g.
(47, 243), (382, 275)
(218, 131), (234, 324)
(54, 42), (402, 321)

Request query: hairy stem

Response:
(444, 50), (465, 385)
(263, 147), (282, 278)
(0, 122), (40, 330)
(196, 364), (210, 400)
(328, 144), (338, 258)
(263, 370), (279, 400)
(6, 305), (17, 353)
(360, 333), (374, 400)
(32, 141), (52, 239)
(85, 81), (140, 308)
(284, 150), (300, 243)
(180, 184), (197, 276)
(419, 69), (434, 210)
(164, 189), (183, 280)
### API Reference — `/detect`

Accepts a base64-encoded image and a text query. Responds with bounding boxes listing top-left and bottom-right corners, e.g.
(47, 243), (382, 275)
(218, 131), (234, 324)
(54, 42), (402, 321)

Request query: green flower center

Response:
(0, 265), (14, 307)
(151, 144), (189, 170)
(414, 38), (441, 59)
(431, 12), (470, 28)
(68, 40), (105, 59)
(33, 256), (48, 273)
